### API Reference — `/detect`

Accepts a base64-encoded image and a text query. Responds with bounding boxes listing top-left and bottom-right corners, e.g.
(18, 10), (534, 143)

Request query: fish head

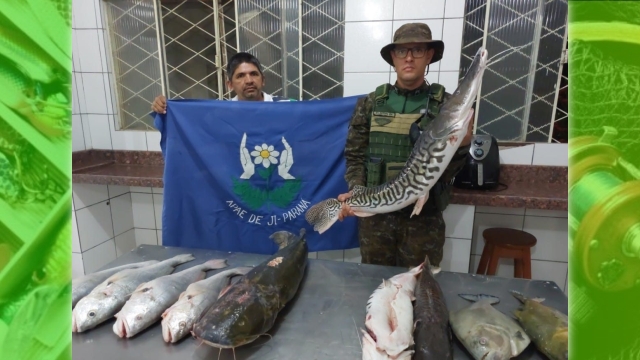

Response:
(429, 46), (488, 139)
(161, 299), (197, 343)
(465, 323), (512, 360)
(72, 290), (120, 332)
(193, 285), (267, 348)
(388, 264), (423, 293)
(113, 287), (158, 338)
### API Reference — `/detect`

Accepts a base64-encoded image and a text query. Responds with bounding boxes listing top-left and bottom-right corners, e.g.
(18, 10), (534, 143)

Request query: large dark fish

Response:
(305, 46), (488, 234)
(412, 255), (453, 360)
(511, 291), (568, 360)
(192, 229), (308, 349)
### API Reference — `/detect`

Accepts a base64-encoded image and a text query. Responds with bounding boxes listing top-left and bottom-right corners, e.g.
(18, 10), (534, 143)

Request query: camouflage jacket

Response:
(344, 82), (471, 191)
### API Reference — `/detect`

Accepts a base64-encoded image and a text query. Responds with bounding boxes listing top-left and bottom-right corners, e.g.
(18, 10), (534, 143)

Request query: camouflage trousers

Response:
(357, 209), (445, 268)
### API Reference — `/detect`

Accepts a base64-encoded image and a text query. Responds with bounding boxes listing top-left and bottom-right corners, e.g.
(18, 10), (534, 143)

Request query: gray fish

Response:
(192, 229), (308, 349)
(161, 266), (253, 343)
(412, 255), (453, 360)
(305, 46), (489, 234)
(113, 258), (228, 338)
(72, 260), (159, 309)
(72, 254), (195, 333)
(450, 294), (531, 360)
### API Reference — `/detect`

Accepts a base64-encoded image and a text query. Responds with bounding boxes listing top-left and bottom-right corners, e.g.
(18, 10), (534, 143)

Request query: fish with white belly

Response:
(113, 258), (228, 338)
(160, 266), (253, 343)
(72, 254), (196, 333)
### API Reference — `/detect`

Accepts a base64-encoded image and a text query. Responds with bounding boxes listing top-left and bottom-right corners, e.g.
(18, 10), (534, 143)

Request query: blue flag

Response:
(154, 96), (362, 255)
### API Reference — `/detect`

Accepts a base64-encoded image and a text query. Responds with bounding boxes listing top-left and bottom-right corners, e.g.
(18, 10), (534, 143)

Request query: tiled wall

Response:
(344, 0), (465, 97)
(71, 0), (162, 153)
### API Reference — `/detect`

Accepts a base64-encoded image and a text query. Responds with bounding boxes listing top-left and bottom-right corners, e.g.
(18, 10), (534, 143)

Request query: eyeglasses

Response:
(393, 46), (428, 59)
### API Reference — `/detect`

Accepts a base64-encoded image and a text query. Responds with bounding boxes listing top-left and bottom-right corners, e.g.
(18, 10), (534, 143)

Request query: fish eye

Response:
(179, 321), (186, 328)
(136, 315), (143, 321)
(479, 337), (487, 345)
(141, 287), (150, 292)
(186, 295), (192, 300)
(238, 320), (245, 326)
(88, 311), (96, 317)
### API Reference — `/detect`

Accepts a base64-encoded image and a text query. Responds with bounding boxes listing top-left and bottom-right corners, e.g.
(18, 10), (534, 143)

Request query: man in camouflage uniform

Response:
(338, 23), (473, 268)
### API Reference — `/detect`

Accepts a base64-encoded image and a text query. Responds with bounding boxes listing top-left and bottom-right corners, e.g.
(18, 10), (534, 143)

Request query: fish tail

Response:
(202, 259), (228, 271)
(459, 294), (500, 304)
(305, 198), (341, 234)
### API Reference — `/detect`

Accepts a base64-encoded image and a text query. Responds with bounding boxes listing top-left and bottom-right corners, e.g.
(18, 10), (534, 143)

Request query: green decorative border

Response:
(569, 1), (640, 359)
(0, 0), (72, 359)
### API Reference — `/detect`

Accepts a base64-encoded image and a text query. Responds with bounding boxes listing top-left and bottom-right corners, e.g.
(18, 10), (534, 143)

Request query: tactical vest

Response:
(366, 82), (450, 213)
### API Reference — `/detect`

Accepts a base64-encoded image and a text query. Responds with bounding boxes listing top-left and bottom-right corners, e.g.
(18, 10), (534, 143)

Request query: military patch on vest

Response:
(374, 117), (393, 126)
(372, 111), (395, 117)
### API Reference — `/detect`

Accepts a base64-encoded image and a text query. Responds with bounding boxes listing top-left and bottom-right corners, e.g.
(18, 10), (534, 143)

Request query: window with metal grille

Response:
(102, 0), (345, 131)
(459, 0), (568, 143)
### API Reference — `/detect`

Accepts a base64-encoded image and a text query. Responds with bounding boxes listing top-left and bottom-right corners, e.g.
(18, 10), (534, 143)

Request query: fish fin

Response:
(410, 194), (429, 218)
(510, 290), (544, 303)
(352, 211), (376, 217)
(305, 198), (341, 234)
(430, 266), (442, 275)
(459, 294), (500, 304)
(202, 259), (228, 271)
(269, 229), (304, 249)
(169, 253), (196, 265)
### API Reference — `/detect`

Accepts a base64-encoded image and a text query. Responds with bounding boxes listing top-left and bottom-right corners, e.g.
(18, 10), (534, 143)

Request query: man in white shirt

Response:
(151, 52), (292, 114)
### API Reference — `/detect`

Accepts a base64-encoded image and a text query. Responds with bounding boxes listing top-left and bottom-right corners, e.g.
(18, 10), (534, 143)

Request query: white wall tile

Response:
(93, 0), (104, 28)
(308, 252), (318, 259)
(76, 201), (114, 251)
(115, 229), (137, 257)
(393, 0), (445, 20)
(72, 74), (81, 114)
(81, 114), (93, 149)
(475, 206), (525, 216)
(110, 119), (148, 151)
(443, 204), (475, 239)
(72, 253), (85, 278)
(111, 193), (134, 236)
(81, 73), (109, 114)
(532, 143), (568, 166)
(135, 229), (158, 246)
(132, 193), (156, 229)
(97, 30), (109, 72)
(72, 115), (86, 151)
(317, 250), (344, 261)
(523, 216), (568, 262)
(345, 22), (393, 73)
(151, 187), (163, 194)
(441, 238), (471, 273)
(131, 187), (153, 193)
(157, 230), (163, 246)
(344, 248), (362, 263)
(471, 213), (524, 256)
(72, 30), (82, 72)
(76, 30), (103, 73)
(73, 184), (109, 209)
(87, 114), (111, 149)
(440, 18), (464, 71)
(499, 144), (534, 165)
(147, 131), (162, 151)
(108, 185), (129, 198)
(74, 73), (88, 114)
(525, 209), (568, 218)
(72, 0), (98, 29)
(445, 0), (466, 18)
(345, 0), (394, 22)
(344, 72), (390, 97)
(103, 73), (114, 115)
(153, 194), (163, 229)
(83, 239), (117, 274)
(72, 211), (81, 253)
(438, 71), (460, 92)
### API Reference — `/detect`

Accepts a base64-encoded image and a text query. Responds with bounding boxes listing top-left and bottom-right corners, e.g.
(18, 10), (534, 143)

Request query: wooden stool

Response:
(476, 228), (537, 279)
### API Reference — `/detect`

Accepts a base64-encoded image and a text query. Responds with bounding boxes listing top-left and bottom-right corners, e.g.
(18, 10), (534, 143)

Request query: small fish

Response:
(364, 279), (401, 354)
(113, 259), (228, 338)
(511, 291), (568, 360)
(192, 229), (308, 349)
(161, 266), (253, 343)
(72, 254), (195, 333)
(412, 255), (453, 360)
(450, 294), (531, 360)
(72, 260), (159, 309)
(305, 47), (489, 234)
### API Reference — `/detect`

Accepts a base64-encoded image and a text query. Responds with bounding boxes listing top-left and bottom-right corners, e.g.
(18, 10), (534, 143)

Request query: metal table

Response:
(72, 245), (568, 360)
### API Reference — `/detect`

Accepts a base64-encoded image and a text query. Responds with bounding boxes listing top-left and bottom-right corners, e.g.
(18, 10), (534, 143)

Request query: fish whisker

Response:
(217, 348), (222, 360)
(487, 45), (527, 67)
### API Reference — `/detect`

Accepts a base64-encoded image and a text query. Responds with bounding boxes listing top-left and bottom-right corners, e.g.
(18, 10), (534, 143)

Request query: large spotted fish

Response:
(305, 47), (488, 234)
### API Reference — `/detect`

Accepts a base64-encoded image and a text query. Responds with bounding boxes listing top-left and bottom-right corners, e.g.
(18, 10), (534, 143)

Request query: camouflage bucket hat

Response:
(380, 23), (445, 66)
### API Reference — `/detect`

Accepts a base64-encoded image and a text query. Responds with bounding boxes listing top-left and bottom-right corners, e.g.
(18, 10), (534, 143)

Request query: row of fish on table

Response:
(72, 228), (309, 348)
(361, 255), (569, 360)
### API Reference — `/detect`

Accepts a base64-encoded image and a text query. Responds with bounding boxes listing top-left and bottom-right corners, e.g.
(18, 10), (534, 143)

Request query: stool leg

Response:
(487, 247), (501, 276)
(514, 257), (523, 278)
(477, 243), (493, 275)
(523, 248), (532, 279)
